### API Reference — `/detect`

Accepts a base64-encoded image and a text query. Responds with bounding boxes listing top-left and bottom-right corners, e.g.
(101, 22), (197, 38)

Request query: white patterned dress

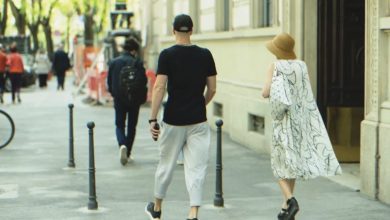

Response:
(270, 60), (342, 179)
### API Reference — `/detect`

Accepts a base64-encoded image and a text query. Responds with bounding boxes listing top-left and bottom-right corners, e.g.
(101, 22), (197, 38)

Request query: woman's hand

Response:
(262, 63), (274, 98)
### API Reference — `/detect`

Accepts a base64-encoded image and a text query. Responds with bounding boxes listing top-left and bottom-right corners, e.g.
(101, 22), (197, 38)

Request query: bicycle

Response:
(0, 109), (15, 149)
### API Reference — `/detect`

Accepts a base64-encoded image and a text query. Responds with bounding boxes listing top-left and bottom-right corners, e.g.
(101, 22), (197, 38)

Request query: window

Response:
(173, 0), (189, 15)
(216, 0), (230, 31)
(254, 0), (276, 28)
(159, 0), (168, 35)
(213, 102), (223, 117)
(248, 114), (265, 134)
(199, 0), (216, 32)
(387, 0), (390, 16)
(262, 0), (272, 27)
(232, 0), (251, 29)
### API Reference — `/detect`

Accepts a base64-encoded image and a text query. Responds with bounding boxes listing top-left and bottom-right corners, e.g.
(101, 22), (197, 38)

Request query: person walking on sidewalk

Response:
(0, 44), (7, 103)
(107, 37), (147, 166)
(52, 44), (71, 90)
(7, 43), (24, 103)
(145, 14), (217, 220)
(33, 48), (51, 88)
(262, 33), (342, 220)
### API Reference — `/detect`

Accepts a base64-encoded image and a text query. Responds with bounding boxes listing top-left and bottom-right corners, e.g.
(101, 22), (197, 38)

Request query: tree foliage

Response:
(26, 0), (43, 53)
(7, 0), (109, 53)
(40, 0), (58, 59)
(72, 0), (108, 47)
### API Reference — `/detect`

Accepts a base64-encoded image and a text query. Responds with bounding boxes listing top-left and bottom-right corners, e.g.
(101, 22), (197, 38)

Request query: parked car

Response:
(20, 54), (37, 87)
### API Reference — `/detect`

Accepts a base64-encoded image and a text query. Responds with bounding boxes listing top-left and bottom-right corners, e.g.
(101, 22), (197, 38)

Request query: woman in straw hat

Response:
(262, 33), (342, 220)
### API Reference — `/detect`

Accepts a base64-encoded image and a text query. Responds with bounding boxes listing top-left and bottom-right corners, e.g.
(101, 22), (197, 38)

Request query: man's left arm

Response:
(205, 75), (216, 105)
(107, 61), (113, 95)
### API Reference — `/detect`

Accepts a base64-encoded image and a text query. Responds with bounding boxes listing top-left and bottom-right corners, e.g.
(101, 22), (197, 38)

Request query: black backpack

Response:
(118, 58), (147, 106)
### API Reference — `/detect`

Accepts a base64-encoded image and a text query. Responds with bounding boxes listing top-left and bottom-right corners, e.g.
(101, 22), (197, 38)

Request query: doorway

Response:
(317, 0), (365, 162)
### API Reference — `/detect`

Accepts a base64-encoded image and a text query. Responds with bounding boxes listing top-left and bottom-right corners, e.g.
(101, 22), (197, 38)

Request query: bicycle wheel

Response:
(0, 110), (15, 149)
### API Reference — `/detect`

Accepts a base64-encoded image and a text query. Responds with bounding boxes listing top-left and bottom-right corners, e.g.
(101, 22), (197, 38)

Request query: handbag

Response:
(270, 68), (292, 120)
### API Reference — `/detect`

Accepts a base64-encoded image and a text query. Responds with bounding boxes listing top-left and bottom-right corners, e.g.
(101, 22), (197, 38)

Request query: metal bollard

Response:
(68, 104), (75, 168)
(214, 119), (224, 207)
(87, 122), (98, 210)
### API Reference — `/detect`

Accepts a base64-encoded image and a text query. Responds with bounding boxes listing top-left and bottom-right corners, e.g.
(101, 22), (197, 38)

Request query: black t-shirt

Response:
(157, 45), (217, 125)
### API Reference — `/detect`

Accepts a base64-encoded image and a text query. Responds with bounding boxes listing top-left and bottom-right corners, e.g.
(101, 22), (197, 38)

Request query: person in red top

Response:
(0, 44), (7, 103)
(7, 43), (24, 103)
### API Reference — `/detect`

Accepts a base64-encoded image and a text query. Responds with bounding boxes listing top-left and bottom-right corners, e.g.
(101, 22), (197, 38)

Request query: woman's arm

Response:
(262, 63), (274, 98)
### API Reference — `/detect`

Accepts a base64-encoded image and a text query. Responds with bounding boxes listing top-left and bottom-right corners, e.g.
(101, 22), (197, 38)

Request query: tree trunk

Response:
(9, 0), (27, 35)
(42, 18), (54, 60)
(28, 23), (39, 53)
(65, 15), (71, 52)
(0, 0), (8, 35)
(84, 13), (94, 46)
(17, 17), (27, 35)
(40, 0), (58, 60)
(27, 0), (42, 53)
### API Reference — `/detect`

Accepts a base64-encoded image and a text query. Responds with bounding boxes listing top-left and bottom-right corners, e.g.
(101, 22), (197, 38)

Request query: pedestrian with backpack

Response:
(107, 37), (147, 166)
(145, 14), (217, 220)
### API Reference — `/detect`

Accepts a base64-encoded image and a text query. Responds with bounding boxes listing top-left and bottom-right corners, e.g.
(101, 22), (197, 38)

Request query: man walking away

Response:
(0, 44), (7, 103)
(145, 14), (217, 220)
(7, 43), (24, 103)
(52, 44), (71, 90)
(107, 37), (147, 166)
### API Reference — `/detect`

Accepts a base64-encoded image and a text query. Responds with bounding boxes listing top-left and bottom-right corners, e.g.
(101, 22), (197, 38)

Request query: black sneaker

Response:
(286, 197), (299, 219)
(145, 202), (161, 220)
(277, 208), (295, 220)
(187, 219), (198, 220)
(277, 208), (287, 220)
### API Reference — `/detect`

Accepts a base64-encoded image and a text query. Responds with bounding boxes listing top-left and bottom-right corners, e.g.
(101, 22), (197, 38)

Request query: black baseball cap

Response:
(173, 14), (193, 32)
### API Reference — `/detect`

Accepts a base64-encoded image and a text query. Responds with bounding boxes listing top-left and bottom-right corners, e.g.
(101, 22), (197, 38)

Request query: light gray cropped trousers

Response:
(154, 121), (210, 206)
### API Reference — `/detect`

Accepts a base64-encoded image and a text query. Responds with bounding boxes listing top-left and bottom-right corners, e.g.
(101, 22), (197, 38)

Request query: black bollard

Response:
(68, 104), (75, 168)
(87, 122), (98, 210)
(214, 119), (224, 207)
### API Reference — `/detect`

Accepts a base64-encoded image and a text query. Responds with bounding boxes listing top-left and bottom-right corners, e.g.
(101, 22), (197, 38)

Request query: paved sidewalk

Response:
(0, 80), (390, 220)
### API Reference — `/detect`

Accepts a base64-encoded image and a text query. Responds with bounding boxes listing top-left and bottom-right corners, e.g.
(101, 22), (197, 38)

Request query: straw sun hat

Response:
(266, 33), (297, 59)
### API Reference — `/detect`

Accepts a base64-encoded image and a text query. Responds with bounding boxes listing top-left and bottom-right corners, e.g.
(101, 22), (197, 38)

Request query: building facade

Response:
(140, 0), (390, 205)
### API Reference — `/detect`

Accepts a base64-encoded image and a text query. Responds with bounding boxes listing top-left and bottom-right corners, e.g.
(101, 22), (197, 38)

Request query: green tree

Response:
(40, 0), (58, 59)
(73, 0), (108, 47)
(0, 0), (9, 35)
(56, 0), (74, 52)
(26, 0), (43, 53)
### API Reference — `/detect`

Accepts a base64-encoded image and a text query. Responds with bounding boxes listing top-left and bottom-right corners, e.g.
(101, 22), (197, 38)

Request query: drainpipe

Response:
(375, 123), (380, 200)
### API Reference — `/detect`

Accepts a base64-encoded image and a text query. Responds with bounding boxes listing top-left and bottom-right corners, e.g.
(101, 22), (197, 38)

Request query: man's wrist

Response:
(148, 119), (157, 124)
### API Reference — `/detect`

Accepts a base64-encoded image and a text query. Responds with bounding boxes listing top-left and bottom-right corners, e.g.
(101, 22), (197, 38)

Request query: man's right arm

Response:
(150, 75), (167, 120)
(205, 49), (217, 105)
